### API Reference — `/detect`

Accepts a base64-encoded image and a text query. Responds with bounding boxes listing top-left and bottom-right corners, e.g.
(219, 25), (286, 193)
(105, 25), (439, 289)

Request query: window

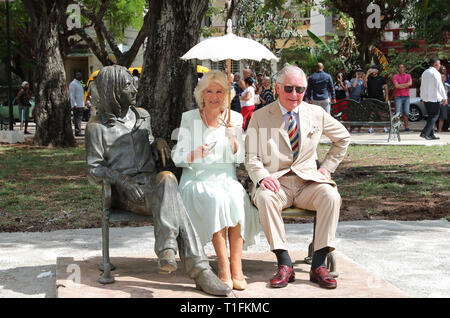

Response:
(211, 60), (241, 74)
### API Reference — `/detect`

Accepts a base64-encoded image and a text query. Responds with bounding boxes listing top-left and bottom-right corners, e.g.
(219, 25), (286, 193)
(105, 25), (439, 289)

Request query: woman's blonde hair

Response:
(194, 70), (235, 110)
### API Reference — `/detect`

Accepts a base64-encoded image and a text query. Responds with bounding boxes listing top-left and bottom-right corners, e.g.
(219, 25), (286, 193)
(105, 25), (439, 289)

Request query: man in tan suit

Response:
(245, 65), (350, 289)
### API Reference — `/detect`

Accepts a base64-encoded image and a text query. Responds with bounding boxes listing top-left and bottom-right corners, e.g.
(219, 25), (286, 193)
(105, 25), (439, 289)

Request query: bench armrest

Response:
(102, 181), (112, 210)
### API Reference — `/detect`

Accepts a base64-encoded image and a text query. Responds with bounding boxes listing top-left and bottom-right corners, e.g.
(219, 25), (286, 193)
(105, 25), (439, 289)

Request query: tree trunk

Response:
(23, 0), (75, 147)
(137, 0), (209, 143)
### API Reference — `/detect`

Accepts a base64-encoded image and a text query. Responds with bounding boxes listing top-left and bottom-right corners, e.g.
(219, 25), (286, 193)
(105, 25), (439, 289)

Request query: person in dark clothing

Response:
(257, 76), (274, 110)
(16, 81), (34, 134)
(364, 66), (389, 102)
(306, 63), (336, 113)
(363, 66), (389, 133)
(334, 73), (349, 101)
(231, 72), (243, 113)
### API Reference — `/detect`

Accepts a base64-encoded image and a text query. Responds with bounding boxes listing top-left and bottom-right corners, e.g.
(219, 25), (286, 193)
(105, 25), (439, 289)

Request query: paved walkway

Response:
(1, 219), (449, 298)
(4, 120), (450, 146)
(320, 121), (450, 146)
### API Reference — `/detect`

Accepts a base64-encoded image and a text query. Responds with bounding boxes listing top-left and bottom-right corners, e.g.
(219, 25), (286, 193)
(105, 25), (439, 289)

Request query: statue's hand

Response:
(121, 177), (145, 203)
(156, 138), (171, 168)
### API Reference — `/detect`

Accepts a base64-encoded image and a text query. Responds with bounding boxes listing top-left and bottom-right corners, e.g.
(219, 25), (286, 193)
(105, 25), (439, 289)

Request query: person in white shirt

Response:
(69, 72), (86, 136)
(419, 58), (448, 140)
(239, 77), (256, 130)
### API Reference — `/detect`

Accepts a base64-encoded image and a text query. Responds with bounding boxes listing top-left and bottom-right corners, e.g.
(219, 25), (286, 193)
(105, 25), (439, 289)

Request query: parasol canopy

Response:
(181, 20), (279, 62)
(181, 19), (279, 124)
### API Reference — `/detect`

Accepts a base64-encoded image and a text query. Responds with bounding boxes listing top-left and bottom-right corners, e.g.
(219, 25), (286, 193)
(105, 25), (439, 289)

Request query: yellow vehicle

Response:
(196, 65), (210, 73)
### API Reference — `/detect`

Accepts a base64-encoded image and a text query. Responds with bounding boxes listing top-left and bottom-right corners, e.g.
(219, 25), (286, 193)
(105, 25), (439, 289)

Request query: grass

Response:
(318, 144), (449, 220)
(0, 144), (102, 231)
(0, 143), (449, 232)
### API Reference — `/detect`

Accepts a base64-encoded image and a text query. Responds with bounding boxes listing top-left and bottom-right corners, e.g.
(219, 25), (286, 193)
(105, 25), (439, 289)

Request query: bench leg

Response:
(304, 242), (314, 264)
(306, 216), (339, 277)
(99, 208), (115, 284)
(304, 217), (316, 264)
(326, 252), (339, 278)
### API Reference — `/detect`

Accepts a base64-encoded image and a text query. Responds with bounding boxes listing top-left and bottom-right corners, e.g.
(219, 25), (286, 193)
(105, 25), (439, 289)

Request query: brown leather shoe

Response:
(270, 265), (295, 288)
(310, 266), (337, 289)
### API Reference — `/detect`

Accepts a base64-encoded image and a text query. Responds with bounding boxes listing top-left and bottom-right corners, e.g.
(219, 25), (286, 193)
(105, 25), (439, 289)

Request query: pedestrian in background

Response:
(334, 72), (349, 101)
(437, 73), (449, 132)
(257, 76), (274, 110)
(16, 81), (34, 134)
(69, 72), (85, 137)
(306, 62), (336, 113)
(239, 77), (255, 130)
(392, 63), (412, 132)
(419, 58), (447, 140)
(132, 69), (140, 89)
(363, 65), (389, 133)
(349, 68), (364, 102)
(231, 72), (243, 113)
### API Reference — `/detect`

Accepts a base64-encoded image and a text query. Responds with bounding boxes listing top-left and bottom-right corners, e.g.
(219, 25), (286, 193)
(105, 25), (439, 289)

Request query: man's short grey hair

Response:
(276, 65), (306, 84)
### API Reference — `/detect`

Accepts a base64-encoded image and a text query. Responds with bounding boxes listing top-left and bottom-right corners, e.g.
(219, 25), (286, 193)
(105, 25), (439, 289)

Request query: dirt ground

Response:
(235, 167), (449, 224)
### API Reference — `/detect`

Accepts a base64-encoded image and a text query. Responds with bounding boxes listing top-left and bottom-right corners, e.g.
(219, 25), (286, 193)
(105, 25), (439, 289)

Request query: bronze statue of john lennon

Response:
(85, 65), (230, 296)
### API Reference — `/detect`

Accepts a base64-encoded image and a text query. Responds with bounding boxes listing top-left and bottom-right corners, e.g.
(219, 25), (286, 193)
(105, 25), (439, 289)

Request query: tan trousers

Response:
(254, 175), (341, 252)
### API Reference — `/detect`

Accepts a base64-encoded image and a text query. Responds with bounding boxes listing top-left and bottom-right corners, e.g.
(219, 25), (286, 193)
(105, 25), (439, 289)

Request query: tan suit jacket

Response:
(245, 100), (350, 199)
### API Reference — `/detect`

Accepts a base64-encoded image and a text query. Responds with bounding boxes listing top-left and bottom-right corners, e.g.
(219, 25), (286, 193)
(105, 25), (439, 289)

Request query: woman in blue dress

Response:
(172, 70), (260, 291)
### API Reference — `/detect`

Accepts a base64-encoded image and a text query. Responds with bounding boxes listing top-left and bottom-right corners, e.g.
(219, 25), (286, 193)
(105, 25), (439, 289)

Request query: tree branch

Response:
(119, 10), (150, 67)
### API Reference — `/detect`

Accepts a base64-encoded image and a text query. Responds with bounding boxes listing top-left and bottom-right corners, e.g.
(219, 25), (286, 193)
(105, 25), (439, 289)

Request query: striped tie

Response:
(287, 111), (299, 160)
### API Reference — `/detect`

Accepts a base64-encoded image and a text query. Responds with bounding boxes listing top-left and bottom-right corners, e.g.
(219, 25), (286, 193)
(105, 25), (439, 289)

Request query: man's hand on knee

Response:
(318, 167), (331, 180)
(260, 176), (280, 193)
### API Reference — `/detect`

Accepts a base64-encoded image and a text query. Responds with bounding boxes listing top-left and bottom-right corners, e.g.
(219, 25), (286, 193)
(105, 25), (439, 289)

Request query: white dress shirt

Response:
(420, 67), (447, 103)
(69, 79), (85, 108)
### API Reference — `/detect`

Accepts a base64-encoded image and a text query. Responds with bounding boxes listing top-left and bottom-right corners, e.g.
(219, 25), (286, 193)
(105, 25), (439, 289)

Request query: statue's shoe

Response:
(158, 249), (178, 274)
(195, 269), (232, 296)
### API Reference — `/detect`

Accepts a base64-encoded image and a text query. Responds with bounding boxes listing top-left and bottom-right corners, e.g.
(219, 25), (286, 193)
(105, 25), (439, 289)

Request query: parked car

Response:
(0, 98), (35, 123)
(408, 97), (428, 122)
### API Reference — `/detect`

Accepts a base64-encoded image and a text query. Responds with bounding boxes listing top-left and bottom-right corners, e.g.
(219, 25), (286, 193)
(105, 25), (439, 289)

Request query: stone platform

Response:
(56, 251), (407, 298)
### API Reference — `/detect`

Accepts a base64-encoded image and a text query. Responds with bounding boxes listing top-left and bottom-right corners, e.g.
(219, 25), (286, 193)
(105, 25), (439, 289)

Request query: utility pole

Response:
(0, 0), (24, 143)
(5, 0), (14, 130)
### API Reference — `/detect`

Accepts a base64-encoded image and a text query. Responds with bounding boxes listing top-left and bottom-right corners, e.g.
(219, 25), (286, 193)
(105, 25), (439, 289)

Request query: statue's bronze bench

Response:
(331, 98), (402, 142)
(281, 207), (339, 278)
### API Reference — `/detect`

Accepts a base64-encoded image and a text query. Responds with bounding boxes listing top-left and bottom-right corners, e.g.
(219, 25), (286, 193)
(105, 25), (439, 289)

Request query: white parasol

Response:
(181, 19), (279, 123)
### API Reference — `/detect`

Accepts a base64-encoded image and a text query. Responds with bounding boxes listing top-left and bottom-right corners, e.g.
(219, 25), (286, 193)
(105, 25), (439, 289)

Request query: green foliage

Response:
(0, 1), (36, 80)
(281, 29), (359, 77)
(201, 1), (223, 37)
(234, 0), (308, 52)
(80, 0), (147, 42)
(402, 0), (450, 44)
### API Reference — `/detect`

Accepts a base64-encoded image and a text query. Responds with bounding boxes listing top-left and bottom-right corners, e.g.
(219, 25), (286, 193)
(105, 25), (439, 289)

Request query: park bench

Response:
(331, 98), (402, 142)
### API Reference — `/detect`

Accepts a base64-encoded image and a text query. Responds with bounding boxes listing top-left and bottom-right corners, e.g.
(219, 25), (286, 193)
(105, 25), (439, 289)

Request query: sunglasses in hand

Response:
(283, 85), (306, 94)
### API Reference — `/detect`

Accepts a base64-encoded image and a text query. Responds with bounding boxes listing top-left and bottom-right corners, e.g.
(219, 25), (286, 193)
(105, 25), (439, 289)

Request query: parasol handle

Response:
(227, 58), (231, 125)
